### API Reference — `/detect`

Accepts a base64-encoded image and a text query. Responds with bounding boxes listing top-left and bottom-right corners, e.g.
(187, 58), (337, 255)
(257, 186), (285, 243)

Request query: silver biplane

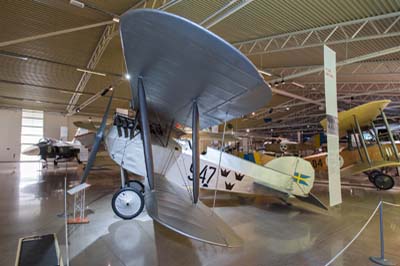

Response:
(77, 9), (325, 247)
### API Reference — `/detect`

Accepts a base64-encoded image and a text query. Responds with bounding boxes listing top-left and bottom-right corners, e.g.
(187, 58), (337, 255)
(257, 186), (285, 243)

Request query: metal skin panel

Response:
(120, 9), (272, 129)
(105, 126), (181, 178)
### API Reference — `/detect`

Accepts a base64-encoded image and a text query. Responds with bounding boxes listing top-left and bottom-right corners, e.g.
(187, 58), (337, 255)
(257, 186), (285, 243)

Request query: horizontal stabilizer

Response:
(294, 193), (328, 210)
(145, 175), (242, 247)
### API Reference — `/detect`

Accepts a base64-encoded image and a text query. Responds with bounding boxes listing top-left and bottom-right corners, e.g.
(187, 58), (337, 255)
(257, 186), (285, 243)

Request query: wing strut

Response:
(80, 90), (114, 183)
(192, 100), (200, 204)
(381, 109), (400, 161)
(371, 121), (387, 160)
(352, 126), (364, 162)
(137, 77), (155, 190)
(353, 115), (371, 166)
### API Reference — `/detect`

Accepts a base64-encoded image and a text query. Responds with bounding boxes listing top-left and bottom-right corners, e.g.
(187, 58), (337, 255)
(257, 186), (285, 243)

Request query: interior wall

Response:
(44, 112), (68, 140)
(0, 109), (22, 161)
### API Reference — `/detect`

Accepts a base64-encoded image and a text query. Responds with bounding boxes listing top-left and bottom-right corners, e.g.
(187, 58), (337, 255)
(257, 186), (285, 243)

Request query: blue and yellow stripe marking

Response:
(292, 172), (310, 186)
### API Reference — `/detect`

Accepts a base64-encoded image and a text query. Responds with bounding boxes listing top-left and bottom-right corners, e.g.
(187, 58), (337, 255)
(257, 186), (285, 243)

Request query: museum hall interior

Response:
(1, 1), (400, 265)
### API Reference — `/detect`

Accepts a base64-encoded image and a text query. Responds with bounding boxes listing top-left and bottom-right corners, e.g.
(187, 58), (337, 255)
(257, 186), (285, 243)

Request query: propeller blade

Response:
(80, 91), (114, 183)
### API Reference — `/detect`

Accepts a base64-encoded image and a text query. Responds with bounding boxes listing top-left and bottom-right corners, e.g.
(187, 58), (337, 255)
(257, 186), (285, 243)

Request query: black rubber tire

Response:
(53, 160), (58, 166)
(127, 180), (145, 194)
(111, 187), (144, 219)
(368, 170), (381, 183)
(373, 174), (395, 190)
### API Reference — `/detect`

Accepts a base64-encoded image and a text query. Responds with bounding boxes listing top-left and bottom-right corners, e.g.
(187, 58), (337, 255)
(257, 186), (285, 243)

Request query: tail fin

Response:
(265, 157), (315, 197)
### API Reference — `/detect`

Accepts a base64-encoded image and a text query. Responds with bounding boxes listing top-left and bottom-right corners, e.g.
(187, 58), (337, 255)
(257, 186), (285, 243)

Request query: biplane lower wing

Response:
(341, 160), (400, 176)
(146, 175), (242, 247)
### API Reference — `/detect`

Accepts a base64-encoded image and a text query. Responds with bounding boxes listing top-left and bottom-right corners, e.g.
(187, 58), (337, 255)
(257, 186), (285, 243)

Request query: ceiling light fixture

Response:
(291, 81), (305, 88)
(0, 52), (28, 61)
(76, 68), (106, 76)
(70, 0), (85, 8)
(246, 129), (250, 133)
(258, 70), (272, 77)
(125, 73), (131, 80)
(112, 17), (120, 23)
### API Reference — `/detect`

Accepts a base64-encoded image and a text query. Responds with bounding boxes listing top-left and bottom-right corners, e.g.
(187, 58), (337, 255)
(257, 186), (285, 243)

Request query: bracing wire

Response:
(212, 119), (228, 212)
(173, 152), (193, 201)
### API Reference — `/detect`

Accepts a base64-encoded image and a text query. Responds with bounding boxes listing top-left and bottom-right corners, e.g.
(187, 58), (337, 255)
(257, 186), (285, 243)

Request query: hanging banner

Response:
(324, 45), (342, 207)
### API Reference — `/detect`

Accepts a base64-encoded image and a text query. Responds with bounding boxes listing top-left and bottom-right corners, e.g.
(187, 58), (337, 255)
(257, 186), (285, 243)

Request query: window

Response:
(20, 109), (44, 161)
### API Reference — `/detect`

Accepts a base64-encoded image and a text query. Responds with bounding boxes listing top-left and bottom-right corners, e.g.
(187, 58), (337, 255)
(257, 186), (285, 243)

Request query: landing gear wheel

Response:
(127, 180), (145, 193)
(112, 187), (144, 219)
(368, 170), (381, 183)
(53, 160), (58, 167)
(373, 174), (395, 190)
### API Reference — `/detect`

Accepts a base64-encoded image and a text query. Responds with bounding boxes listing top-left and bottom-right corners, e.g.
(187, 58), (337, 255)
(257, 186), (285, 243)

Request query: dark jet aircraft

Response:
(22, 138), (85, 167)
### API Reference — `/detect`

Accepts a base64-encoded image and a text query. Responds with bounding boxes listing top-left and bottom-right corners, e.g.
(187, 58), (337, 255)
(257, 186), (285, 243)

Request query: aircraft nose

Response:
(22, 145), (40, 156)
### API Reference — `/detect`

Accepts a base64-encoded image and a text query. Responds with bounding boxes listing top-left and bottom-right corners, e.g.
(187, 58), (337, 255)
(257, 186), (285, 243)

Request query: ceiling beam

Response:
(205, 0), (255, 29)
(0, 20), (115, 48)
(233, 11), (400, 55)
(200, 0), (239, 26)
(268, 45), (400, 85)
(66, 0), (183, 115)
(0, 79), (129, 101)
(66, 23), (118, 114)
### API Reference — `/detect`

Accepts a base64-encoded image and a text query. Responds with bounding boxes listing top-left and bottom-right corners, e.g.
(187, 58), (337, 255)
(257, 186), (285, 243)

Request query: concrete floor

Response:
(1, 162), (400, 266)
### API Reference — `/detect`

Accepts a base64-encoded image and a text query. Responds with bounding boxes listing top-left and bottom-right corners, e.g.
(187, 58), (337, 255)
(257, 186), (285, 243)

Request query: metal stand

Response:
(369, 201), (395, 266)
(67, 183), (91, 224)
(64, 176), (69, 266)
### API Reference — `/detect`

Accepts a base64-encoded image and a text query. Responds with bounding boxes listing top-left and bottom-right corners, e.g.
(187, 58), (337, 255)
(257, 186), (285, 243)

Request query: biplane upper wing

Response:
(73, 121), (101, 131)
(120, 9), (272, 247)
(320, 100), (391, 137)
(120, 9), (271, 129)
(180, 132), (239, 142)
(341, 160), (400, 176)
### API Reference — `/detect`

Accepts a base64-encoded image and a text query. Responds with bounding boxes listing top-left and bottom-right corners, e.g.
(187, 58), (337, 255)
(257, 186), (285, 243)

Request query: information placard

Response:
(324, 45), (342, 207)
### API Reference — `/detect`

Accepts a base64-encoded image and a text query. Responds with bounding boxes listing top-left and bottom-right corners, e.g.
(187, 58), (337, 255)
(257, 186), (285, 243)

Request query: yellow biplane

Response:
(305, 100), (400, 190)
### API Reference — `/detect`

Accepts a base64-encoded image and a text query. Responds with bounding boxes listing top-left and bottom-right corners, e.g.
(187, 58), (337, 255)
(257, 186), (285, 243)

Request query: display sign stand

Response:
(324, 45), (342, 207)
(67, 183), (91, 224)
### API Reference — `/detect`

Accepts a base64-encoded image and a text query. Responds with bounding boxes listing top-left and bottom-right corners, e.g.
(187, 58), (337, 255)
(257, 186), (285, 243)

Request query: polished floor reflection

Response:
(1, 162), (400, 266)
